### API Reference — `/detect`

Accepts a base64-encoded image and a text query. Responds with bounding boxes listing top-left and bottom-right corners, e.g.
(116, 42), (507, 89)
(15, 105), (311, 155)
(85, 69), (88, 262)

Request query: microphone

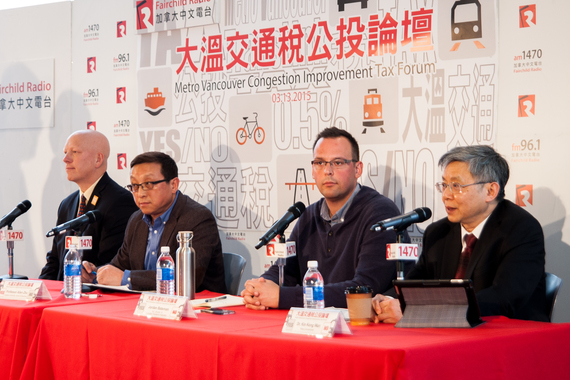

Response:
(46, 210), (101, 237)
(0, 200), (32, 229)
(255, 202), (306, 249)
(370, 207), (432, 232)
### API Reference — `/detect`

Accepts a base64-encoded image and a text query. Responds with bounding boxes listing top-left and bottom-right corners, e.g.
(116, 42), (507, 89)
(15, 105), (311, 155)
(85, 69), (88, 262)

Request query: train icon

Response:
(362, 89), (384, 134)
(451, 0), (482, 41)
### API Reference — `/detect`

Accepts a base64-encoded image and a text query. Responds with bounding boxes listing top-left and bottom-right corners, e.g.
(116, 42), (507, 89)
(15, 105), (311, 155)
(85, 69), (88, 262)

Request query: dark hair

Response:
(439, 145), (509, 202)
(312, 127), (360, 161)
(130, 152), (178, 180)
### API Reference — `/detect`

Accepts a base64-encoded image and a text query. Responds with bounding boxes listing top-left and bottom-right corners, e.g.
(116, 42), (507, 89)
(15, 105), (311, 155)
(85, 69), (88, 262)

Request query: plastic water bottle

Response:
(156, 246), (175, 295)
(64, 244), (81, 299)
(303, 260), (324, 309)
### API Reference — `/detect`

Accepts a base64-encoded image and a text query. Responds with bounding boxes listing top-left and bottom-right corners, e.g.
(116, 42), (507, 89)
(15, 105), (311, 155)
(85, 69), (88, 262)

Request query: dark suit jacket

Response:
(39, 172), (138, 281)
(110, 192), (226, 293)
(406, 199), (548, 322)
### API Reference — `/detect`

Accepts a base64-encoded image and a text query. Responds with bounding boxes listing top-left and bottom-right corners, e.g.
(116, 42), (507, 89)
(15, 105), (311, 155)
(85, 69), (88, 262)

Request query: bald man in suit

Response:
(39, 130), (138, 281)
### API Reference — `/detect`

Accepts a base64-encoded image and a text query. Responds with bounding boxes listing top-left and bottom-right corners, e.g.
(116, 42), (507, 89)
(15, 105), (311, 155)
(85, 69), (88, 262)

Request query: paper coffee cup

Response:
(345, 286), (373, 326)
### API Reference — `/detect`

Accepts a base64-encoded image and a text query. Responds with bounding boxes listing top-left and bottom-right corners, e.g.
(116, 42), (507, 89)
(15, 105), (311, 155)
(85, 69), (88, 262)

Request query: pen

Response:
(81, 263), (96, 275)
(201, 295), (227, 303)
(201, 308), (235, 315)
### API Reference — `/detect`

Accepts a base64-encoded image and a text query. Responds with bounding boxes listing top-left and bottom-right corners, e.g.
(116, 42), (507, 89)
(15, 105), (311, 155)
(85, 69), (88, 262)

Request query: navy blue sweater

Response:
(262, 186), (403, 309)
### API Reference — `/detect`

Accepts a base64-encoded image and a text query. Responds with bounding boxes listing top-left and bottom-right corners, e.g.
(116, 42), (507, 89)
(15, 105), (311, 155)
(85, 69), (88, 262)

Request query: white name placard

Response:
(0, 229), (24, 241)
(133, 293), (197, 321)
(386, 243), (419, 261)
(0, 280), (52, 301)
(65, 236), (93, 250)
(282, 307), (352, 338)
(266, 241), (296, 258)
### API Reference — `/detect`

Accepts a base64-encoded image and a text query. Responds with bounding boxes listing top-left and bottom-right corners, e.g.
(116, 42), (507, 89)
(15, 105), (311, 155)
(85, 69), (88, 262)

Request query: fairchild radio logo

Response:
(136, 0), (154, 30)
(519, 5), (536, 28)
(117, 153), (128, 170)
(516, 185), (533, 207)
(518, 95), (535, 117)
(116, 87), (127, 104)
(87, 57), (96, 73)
(117, 21), (126, 38)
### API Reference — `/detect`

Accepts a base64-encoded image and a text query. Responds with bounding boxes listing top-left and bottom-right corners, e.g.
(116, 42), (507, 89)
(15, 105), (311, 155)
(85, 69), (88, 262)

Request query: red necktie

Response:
(455, 234), (477, 279)
(78, 195), (87, 217)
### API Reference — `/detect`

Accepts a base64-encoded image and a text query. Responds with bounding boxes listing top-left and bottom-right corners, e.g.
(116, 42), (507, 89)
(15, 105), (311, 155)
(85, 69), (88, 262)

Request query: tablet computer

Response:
(392, 279), (485, 328)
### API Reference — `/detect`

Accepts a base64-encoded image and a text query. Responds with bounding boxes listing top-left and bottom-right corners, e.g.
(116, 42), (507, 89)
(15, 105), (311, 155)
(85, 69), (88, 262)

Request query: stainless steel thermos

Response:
(176, 231), (195, 299)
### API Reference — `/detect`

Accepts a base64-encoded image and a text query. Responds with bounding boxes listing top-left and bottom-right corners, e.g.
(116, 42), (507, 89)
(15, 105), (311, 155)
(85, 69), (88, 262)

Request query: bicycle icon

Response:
(236, 112), (265, 145)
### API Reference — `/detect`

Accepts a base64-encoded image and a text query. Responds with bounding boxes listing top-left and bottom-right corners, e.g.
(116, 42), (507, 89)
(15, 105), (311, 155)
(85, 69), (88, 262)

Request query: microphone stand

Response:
(395, 227), (407, 281)
(277, 234), (286, 286)
(0, 224), (28, 280)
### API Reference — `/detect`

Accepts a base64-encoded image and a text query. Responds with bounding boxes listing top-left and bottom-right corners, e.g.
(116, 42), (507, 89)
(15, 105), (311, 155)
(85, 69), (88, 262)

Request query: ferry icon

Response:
(144, 87), (166, 116)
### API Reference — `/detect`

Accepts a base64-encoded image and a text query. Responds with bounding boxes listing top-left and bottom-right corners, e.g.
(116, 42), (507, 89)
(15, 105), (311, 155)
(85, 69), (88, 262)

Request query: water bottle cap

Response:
(307, 260), (318, 268)
(160, 246), (170, 253)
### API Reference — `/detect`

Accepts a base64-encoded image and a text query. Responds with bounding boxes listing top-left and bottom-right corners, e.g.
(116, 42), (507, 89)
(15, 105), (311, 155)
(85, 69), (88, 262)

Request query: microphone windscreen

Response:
(414, 207), (432, 221)
(87, 210), (102, 222)
(18, 200), (32, 213)
(290, 201), (306, 217)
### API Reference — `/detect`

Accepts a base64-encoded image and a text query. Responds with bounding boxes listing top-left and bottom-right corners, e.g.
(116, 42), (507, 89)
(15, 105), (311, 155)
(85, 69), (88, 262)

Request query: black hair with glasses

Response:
(439, 145), (509, 202)
(130, 151), (178, 180)
(312, 127), (360, 161)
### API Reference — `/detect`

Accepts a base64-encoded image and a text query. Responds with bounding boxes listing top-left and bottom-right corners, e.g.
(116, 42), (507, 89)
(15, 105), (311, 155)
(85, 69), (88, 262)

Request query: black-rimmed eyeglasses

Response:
(311, 159), (357, 171)
(126, 179), (171, 193)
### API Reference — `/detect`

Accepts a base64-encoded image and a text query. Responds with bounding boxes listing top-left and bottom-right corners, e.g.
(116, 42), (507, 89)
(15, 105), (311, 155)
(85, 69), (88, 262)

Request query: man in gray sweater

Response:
(242, 127), (404, 309)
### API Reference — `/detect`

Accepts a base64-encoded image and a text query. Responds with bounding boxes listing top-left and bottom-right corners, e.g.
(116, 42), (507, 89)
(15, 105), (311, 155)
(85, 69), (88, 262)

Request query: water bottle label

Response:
(313, 286), (324, 302)
(64, 263), (81, 276)
(159, 268), (174, 281)
(304, 286), (313, 301)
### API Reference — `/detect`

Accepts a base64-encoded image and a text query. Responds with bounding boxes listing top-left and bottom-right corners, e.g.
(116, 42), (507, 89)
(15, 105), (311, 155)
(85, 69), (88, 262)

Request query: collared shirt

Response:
(78, 174), (104, 216)
(320, 183), (361, 226)
(121, 191), (180, 287)
(460, 215), (490, 251)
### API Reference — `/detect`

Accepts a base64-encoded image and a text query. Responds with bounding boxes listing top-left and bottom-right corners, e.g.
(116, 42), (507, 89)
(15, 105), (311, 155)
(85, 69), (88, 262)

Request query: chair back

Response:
(545, 272), (563, 322)
(223, 252), (246, 295)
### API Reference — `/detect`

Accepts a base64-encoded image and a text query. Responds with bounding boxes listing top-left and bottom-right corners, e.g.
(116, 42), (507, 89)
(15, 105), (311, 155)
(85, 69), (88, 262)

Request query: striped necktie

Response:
(455, 234), (477, 279)
(78, 195), (87, 217)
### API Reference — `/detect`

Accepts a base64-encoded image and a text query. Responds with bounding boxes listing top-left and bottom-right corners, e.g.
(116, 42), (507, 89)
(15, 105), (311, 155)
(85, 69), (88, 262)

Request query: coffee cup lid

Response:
(345, 285), (373, 294)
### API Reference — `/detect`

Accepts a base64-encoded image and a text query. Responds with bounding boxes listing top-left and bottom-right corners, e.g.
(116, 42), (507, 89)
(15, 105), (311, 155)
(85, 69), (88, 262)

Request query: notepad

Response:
(83, 283), (142, 293)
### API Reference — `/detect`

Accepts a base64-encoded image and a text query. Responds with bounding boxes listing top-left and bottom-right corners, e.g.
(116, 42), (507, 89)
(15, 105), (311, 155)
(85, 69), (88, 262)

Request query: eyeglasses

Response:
(126, 178), (171, 193)
(311, 159), (357, 170)
(435, 181), (489, 194)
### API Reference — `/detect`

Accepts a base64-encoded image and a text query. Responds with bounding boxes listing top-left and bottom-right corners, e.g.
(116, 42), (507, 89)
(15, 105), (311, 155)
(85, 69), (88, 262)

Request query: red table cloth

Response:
(19, 292), (570, 380)
(0, 279), (140, 380)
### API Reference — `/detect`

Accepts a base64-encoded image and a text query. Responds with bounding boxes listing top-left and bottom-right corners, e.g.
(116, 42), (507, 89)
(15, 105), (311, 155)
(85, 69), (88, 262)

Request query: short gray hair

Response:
(439, 145), (509, 201)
